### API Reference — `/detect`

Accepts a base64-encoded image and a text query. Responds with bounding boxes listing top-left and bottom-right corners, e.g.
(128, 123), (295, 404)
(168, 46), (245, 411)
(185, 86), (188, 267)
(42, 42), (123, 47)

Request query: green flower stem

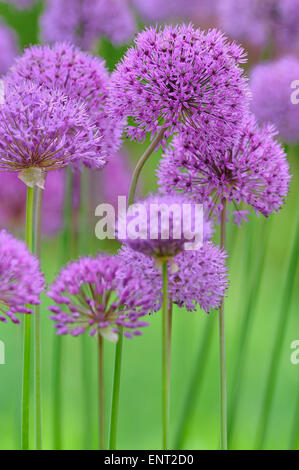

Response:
(162, 260), (170, 449)
(109, 327), (123, 450)
(98, 333), (105, 450)
(168, 300), (173, 391)
(21, 186), (34, 450)
(127, 127), (166, 206)
(34, 187), (43, 450)
(219, 199), (227, 450)
(255, 215), (299, 449)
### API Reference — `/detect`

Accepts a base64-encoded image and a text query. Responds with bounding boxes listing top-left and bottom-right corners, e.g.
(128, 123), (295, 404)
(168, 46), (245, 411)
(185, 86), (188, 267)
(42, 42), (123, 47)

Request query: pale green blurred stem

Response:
(256, 216), (299, 449)
(34, 187), (43, 450)
(98, 333), (105, 450)
(219, 199), (227, 450)
(22, 186), (34, 450)
(109, 328), (123, 450)
(162, 260), (170, 449)
(128, 127), (166, 206)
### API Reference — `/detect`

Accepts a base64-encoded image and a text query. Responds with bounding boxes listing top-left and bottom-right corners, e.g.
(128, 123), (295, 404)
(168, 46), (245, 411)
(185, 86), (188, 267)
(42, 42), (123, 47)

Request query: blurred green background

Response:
(0, 1), (298, 451)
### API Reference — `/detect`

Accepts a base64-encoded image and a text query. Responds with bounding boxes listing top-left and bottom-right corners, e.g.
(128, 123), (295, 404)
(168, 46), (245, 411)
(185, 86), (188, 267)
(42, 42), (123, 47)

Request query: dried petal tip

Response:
(18, 168), (46, 189)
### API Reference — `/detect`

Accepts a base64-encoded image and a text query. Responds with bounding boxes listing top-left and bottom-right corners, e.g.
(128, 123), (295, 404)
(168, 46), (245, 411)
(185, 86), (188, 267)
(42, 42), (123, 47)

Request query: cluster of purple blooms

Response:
(0, 230), (44, 324)
(0, 80), (103, 187)
(157, 113), (291, 221)
(0, 19), (291, 349)
(47, 254), (151, 339)
(9, 42), (122, 163)
(109, 24), (250, 148)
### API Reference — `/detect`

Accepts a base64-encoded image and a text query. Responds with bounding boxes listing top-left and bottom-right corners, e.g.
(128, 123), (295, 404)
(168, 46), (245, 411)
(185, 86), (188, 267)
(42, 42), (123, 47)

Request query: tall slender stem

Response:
(128, 128), (166, 206)
(168, 300), (173, 391)
(162, 260), (169, 449)
(34, 187), (43, 450)
(109, 328), (123, 450)
(98, 333), (105, 450)
(21, 186), (34, 450)
(219, 199), (227, 450)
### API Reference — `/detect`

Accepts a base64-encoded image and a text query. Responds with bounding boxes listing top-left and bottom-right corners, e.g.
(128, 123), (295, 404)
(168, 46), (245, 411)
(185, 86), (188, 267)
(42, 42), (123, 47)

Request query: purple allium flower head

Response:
(0, 170), (65, 236)
(219, 0), (299, 53)
(157, 113), (291, 219)
(118, 194), (203, 259)
(47, 254), (152, 340)
(9, 42), (122, 159)
(108, 24), (250, 148)
(0, 22), (19, 76)
(119, 242), (228, 313)
(250, 56), (299, 144)
(0, 80), (103, 187)
(40, 0), (136, 50)
(0, 230), (45, 324)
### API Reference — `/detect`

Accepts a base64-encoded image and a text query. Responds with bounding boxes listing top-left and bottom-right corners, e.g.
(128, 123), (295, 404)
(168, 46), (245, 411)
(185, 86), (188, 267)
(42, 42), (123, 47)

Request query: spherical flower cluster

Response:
(119, 243), (228, 313)
(108, 24), (250, 148)
(9, 42), (122, 158)
(250, 56), (299, 144)
(0, 22), (19, 76)
(0, 80), (103, 186)
(219, 0), (299, 53)
(118, 194), (203, 259)
(40, 0), (136, 50)
(0, 170), (65, 236)
(157, 113), (291, 219)
(47, 254), (152, 340)
(0, 230), (45, 324)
